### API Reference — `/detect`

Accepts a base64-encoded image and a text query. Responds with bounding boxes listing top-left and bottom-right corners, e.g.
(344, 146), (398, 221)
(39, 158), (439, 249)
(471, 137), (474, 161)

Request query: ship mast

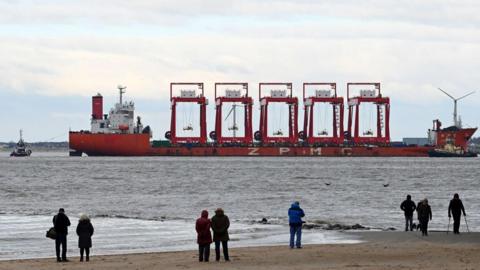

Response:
(118, 85), (127, 105)
(438, 88), (475, 128)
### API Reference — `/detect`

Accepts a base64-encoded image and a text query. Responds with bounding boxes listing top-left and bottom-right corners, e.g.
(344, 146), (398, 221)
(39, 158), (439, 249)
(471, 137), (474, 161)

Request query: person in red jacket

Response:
(195, 210), (212, 262)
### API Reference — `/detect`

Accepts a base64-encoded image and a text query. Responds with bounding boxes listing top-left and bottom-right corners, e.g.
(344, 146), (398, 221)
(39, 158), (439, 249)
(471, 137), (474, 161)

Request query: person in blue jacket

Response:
(288, 201), (305, 248)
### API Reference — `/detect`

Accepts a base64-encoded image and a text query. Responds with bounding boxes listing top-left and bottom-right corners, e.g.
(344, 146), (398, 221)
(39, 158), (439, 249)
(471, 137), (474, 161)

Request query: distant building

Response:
(468, 142), (479, 153)
(403, 137), (429, 146)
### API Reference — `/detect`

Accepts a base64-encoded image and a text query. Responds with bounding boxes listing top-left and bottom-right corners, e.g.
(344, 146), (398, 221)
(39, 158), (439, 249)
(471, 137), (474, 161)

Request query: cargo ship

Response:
(69, 83), (477, 157)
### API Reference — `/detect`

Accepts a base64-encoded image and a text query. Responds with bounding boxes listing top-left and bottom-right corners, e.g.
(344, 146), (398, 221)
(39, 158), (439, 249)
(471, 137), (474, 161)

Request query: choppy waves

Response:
(0, 154), (479, 259)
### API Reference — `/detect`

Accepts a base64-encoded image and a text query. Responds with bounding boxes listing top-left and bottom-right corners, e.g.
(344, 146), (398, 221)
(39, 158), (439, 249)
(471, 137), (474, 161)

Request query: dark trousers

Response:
(289, 225), (302, 247)
(55, 234), (67, 260)
(453, 215), (461, 234)
(405, 215), (413, 231)
(214, 241), (229, 261)
(420, 219), (429, 236)
(80, 247), (90, 261)
(198, 244), (210, 262)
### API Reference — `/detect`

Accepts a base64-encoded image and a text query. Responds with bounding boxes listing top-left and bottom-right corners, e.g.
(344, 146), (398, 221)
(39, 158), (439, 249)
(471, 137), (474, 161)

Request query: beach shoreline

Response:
(1, 231), (479, 270)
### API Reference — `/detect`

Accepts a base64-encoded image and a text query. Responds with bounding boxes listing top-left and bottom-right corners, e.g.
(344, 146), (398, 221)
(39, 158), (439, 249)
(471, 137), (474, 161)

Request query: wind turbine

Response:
(225, 104), (241, 138)
(438, 88), (475, 128)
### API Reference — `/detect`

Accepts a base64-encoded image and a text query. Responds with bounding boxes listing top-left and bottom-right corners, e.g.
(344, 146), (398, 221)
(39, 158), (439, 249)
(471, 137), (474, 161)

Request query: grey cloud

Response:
(1, 1), (479, 105)
(1, 0), (480, 28)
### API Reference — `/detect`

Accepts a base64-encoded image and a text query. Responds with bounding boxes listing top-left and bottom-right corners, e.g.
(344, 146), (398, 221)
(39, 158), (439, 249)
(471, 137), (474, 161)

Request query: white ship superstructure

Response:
(90, 86), (150, 135)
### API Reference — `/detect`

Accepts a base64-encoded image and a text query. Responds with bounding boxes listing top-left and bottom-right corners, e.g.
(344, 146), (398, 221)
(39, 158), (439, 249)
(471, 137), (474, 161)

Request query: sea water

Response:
(0, 153), (478, 259)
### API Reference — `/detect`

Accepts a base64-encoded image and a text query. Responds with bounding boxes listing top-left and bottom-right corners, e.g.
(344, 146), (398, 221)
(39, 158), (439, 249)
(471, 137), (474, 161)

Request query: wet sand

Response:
(1, 231), (479, 270)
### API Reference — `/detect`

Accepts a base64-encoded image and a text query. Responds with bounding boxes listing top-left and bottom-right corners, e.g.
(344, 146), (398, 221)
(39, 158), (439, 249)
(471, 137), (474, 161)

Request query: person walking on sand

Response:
(53, 208), (71, 262)
(448, 193), (466, 234)
(417, 199), (432, 236)
(400, 195), (416, 231)
(76, 214), (94, 262)
(288, 201), (305, 248)
(416, 199), (424, 230)
(195, 210), (212, 262)
(211, 208), (230, 261)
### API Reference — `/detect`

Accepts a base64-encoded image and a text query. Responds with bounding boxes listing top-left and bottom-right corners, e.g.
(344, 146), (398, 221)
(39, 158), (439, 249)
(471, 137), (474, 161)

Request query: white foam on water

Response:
(0, 215), (360, 260)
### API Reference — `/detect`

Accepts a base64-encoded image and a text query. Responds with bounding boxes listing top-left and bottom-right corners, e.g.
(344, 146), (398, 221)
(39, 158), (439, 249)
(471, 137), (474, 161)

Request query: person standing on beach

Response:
(416, 199), (432, 236)
(211, 208), (230, 261)
(400, 195), (416, 231)
(76, 214), (94, 262)
(195, 210), (212, 262)
(53, 208), (71, 262)
(288, 201), (305, 248)
(448, 193), (466, 234)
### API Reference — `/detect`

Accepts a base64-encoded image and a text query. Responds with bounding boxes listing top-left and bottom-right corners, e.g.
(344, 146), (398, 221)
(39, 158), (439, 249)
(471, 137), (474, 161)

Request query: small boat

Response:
(428, 149), (477, 157)
(428, 143), (477, 158)
(10, 130), (32, 157)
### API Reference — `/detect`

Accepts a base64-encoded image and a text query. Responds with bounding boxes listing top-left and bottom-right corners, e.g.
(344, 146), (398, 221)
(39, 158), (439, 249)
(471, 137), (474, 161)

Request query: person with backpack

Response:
(288, 201), (305, 248)
(53, 208), (71, 262)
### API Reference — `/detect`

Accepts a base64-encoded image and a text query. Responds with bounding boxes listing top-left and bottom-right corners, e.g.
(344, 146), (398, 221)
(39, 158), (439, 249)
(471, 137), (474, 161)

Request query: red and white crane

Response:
(302, 83), (344, 145)
(256, 82), (298, 144)
(166, 82), (207, 145)
(211, 82), (253, 145)
(347, 82), (390, 145)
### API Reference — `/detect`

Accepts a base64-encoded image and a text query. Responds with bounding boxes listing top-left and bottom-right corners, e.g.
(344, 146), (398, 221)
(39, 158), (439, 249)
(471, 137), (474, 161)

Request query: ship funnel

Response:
(92, 93), (103, 120)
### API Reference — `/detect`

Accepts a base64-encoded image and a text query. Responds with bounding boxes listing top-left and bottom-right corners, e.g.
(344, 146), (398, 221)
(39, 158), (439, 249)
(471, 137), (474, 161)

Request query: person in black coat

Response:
(211, 208), (230, 261)
(400, 195), (416, 231)
(53, 208), (71, 262)
(448, 193), (466, 234)
(417, 199), (432, 236)
(76, 214), (94, 262)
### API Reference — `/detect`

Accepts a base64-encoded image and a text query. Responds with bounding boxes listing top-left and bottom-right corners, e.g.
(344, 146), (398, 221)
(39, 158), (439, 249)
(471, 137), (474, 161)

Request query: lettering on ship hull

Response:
(248, 147), (260, 156)
(342, 148), (353, 156)
(310, 147), (322, 156)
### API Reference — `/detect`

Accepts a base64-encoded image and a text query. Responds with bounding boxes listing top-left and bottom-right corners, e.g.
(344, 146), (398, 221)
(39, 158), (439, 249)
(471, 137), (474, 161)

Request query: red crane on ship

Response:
(256, 83), (299, 145)
(347, 83), (390, 145)
(211, 82), (253, 145)
(302, 83), (344, 145)
(166, 82), (208, 145)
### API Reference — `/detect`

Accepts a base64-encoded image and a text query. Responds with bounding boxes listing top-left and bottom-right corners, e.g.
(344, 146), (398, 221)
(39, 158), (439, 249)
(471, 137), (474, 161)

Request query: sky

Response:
(0, 0), (479, 142)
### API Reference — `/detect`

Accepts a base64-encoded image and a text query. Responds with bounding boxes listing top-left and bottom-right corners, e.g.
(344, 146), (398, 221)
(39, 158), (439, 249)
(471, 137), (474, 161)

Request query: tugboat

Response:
(428, 143), (478, 158)
(10, 130), (32, 157)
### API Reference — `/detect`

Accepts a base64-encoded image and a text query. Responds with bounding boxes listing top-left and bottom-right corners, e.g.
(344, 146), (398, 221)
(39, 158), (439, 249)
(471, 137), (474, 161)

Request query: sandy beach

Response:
(1, 231), (479, 270)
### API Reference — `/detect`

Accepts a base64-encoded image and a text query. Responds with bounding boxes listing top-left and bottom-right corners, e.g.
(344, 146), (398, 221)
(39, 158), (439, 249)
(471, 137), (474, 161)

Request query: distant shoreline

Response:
(0, 142), (68, 152)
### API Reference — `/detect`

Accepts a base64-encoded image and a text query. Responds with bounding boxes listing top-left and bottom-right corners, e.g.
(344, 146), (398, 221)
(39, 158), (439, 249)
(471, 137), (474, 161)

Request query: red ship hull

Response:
(70, 132), (435, 157)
